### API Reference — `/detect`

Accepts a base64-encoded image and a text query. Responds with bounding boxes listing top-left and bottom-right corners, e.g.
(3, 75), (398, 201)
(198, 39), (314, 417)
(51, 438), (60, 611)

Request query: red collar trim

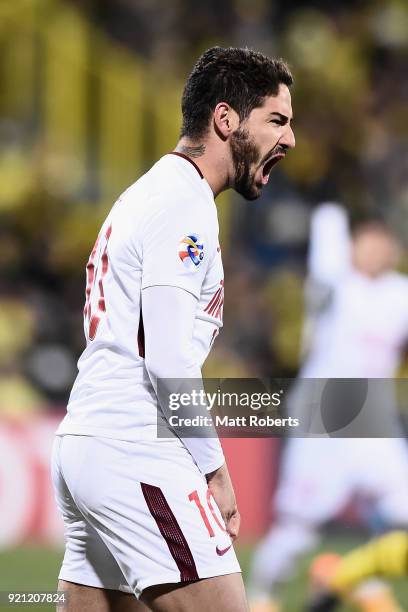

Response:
(169, 151), (204, 179)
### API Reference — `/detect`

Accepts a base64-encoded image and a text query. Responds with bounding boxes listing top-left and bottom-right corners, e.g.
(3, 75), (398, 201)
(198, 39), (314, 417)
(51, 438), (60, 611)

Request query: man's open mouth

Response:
(261, 153), (285, 185)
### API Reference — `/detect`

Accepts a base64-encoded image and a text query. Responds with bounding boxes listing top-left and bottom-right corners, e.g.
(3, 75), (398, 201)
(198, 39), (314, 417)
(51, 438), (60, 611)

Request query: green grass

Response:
(0, 537), (407, 611)
(0, 547), (63, 611)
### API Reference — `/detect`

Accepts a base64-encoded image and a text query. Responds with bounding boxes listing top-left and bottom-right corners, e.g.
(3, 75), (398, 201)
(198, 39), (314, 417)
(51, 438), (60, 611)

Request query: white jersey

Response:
(301, 204), (408, 378)
(276, 206), (408, 529)
(57, 153), (224, 440)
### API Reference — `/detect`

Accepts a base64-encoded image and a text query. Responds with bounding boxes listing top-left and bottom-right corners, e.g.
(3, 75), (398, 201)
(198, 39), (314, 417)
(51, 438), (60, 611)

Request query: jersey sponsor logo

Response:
(178, 234), (204, 269)
(215, 544), (232, 556)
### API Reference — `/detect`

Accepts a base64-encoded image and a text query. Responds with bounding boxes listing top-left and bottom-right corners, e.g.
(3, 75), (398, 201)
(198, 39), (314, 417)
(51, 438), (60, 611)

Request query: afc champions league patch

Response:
(178, 235), (204, 269)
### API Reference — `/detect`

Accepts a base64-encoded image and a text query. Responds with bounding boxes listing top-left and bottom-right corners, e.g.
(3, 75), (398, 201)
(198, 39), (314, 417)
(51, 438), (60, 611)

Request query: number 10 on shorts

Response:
(188, 489), (227, 537)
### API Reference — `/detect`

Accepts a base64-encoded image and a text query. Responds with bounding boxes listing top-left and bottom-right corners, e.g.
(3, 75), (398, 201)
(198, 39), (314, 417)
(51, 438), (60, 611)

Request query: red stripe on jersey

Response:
(211, 291), (224, 316)
(214, 295), (224, 320)
(137, 308), (145, 358)
(141, 482), (199, 582)
(204, 287), (222, 315)
(207, 288), (223, 316)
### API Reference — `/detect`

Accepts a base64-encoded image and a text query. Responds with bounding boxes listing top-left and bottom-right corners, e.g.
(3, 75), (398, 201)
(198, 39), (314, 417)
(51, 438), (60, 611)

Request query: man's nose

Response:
(281, 125), (295, 149)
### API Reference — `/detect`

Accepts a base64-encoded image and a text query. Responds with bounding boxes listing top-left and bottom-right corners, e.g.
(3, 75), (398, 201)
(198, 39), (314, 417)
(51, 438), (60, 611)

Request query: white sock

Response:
(247, 518), (318, 602)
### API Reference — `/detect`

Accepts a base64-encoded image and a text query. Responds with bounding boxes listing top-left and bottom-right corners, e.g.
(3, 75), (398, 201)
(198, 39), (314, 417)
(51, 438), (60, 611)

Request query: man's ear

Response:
(213, 102), (240, 140)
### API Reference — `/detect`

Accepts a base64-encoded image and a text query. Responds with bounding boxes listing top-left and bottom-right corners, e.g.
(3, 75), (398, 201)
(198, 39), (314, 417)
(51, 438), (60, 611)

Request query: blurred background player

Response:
(307, 530), (408, 611)
(248, 203), (408, 612)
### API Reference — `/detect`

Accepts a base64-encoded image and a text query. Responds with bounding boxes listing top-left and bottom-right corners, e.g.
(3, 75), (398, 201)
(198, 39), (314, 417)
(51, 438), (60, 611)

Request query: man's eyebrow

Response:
(268, 111), (294, 122)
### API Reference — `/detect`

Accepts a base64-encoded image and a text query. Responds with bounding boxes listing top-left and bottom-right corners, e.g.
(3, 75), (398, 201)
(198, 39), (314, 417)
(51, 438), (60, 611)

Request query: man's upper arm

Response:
(141, 198), (212, 299)
(142, 285), (199, 379)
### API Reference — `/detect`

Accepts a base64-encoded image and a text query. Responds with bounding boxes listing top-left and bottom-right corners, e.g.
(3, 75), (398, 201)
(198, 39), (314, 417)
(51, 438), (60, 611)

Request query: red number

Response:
(188, 488), (228, 537)
(84, 224), (112, 341)
(188, 490), (215, 538)
(206, 489), (227, 532)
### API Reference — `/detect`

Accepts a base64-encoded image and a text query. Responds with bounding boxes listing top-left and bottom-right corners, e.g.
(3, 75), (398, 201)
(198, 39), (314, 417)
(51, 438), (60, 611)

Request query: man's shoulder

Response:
(111, 156), (217, 246)
(150, 154), (211, 202)
(122, 155), (207, 205)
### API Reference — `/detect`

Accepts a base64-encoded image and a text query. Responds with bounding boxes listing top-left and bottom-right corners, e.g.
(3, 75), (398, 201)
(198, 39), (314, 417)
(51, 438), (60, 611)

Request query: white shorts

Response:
(275, 438), (408, 525)
(51, 435), (240, 598)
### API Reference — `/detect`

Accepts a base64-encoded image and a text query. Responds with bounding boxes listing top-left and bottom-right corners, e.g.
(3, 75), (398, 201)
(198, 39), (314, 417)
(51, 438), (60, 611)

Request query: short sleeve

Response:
(141, 199), (213, 299)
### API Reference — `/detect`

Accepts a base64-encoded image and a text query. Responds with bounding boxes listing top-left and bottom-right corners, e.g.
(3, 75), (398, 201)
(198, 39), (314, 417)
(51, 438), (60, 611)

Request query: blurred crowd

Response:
(1, 0), (407, 415)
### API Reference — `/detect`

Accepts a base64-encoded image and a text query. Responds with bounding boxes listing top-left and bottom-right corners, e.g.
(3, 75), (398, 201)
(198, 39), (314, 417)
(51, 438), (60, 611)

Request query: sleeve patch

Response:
(178, 234), (205, 269)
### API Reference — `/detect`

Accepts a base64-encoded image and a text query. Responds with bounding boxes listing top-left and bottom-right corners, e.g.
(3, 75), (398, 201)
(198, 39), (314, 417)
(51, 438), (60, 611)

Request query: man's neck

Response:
(175, 143), (205, 158)
(174, 138), (230, 198)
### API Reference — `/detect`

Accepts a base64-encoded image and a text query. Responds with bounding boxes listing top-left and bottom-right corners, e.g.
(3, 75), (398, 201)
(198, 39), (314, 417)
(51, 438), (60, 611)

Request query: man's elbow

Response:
(144, 349), (197, 381)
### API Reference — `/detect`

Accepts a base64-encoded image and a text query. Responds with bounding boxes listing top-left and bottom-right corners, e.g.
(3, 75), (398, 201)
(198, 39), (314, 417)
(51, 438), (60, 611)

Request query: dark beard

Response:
(229, 127), (261, 200)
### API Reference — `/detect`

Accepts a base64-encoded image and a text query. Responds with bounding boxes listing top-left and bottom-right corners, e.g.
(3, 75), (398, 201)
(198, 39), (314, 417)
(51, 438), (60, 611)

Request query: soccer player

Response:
(307, 531), (408, 611)
(51, 47), (295, 612)
(248, 203), (408, 612)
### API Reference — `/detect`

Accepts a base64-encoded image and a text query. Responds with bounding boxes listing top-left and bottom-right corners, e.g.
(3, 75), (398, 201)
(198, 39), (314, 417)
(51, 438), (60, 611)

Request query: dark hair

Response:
(350, 217), (395, 239)
(180, 47), (293, 139)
